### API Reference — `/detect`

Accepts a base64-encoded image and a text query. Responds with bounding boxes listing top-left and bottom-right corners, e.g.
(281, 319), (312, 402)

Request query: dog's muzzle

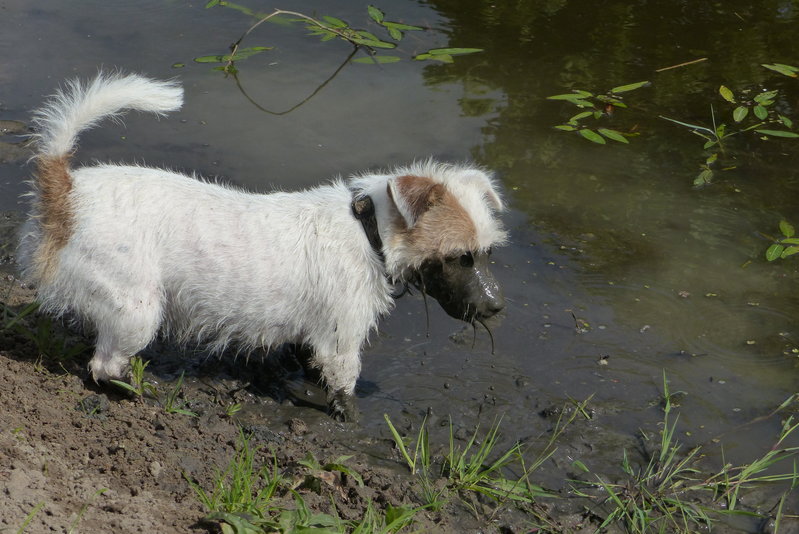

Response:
(416, 250), (505, 322)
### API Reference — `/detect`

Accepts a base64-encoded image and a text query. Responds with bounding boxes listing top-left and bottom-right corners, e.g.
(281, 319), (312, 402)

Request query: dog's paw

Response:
(327, 390), (359, 423)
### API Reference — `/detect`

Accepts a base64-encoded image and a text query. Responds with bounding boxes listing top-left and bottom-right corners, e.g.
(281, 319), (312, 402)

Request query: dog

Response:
(18, 72), (507, 420)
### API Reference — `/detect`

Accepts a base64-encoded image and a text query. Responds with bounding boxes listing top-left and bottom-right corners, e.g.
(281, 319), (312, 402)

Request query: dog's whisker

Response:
(471, 320), (477, 350)
(476, 319), (496, 355)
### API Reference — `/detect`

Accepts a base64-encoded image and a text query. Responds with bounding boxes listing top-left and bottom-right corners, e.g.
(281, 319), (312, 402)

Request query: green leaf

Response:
(609, 80), (650, 93)
(414, 53), (453, 63)
(733, 106), (748, 122)
(205, 0), (220, 7)
(384, 21), (424, 31)
(426, 47), (483, 56)
(353, 55), (401, 64)
(754, 105), (768, 120)
(322, 15), (348, 28)
(597, 128), (629, 143)
(780, 220), (795, 238)
(194, 46), (272, 64)
(569, 111), (594, 122)
(754, 90), (779, 104)
(719, 85), (735, 103)
(780, 115), (793, 128)
(554, 125), (577, 131)
(782, 246), (799, 258)
(706, 153), (718, 165)
(387, 26), (402, 40)
(572, 460), (590, 473)
(579, 129), (606, 144)
(367, 5), (384, 23)
(694, 168), (713, 186)
(780, 238), (799, 245)
(352, 38), (396, 49)
(767, 244), (785, 261)
(756, 129), (799, 138)
(762, 63), (799, 77)
(548, 93), (584, 100)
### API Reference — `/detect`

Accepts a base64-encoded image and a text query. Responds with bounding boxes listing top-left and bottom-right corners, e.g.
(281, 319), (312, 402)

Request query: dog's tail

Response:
(23, 72), (183, 283)
(32, 72), (183, 160)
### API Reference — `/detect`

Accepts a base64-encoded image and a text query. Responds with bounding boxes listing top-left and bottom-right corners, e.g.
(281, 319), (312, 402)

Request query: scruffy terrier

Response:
(18, 73), (507, 420)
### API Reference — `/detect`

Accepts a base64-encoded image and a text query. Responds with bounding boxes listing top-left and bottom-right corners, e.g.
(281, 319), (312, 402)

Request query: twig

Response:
(225, 9), (365, 73)
(655, 57), (708, 72)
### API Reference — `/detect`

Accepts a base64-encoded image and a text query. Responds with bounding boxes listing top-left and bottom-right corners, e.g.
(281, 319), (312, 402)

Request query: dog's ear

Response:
(460, 169), (504, 212)
(387, 175), (445, 229)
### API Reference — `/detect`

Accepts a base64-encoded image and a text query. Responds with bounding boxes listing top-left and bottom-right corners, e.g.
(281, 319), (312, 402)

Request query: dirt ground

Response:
(0, 255), (579, 534)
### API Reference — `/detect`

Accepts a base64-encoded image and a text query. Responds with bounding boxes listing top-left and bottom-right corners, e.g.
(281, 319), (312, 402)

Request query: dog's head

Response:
(376, 163), (508, 323)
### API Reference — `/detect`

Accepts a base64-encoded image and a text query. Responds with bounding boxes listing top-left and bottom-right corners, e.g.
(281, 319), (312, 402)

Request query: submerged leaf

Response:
(353, 55), (401, 64)
(732, 106), (748, 123)
(610, 80), (650, 93)
(762, 63), (799, 77)
(754, 105), (768, 120)
(754, 90), (778, 104)
(597, 128), (629, 143)
(780, 115), (794, 128)
(719, 85), (735, 103)
(756, 129), (799, 138)
(426, 47), (483, 55)
(579, 129), (606, 144)
(554, 124), (577, 131)
(694, 168), (713, 186)
(780, 220), (795, 238)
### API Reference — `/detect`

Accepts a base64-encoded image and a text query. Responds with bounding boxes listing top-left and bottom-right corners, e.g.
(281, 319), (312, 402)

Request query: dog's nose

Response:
(476, 292), (505, 319)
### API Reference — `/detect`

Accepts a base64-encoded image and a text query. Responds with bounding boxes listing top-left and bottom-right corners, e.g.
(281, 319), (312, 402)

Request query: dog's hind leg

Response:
(87, 292), (163, 383)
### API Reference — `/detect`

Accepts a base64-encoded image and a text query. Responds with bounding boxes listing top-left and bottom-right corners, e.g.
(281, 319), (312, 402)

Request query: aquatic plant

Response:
(197, 2), (482, 74)
(547, 81), (650, 144)
(765, 220), (799, 262)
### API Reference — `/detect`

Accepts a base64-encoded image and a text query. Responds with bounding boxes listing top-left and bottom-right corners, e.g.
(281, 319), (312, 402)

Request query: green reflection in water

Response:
(420, 1), (799, 394)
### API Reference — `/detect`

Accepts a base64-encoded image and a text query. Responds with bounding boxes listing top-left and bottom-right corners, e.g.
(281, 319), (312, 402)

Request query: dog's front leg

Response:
(327, 389), (359, 422)
(311, 346), (361, 422)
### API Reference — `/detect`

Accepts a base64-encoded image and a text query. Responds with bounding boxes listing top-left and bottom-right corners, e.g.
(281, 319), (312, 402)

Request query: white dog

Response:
(18, 73), (507, 419)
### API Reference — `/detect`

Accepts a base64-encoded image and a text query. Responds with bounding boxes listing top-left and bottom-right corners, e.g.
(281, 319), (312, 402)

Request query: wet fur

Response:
(18, 73), (507, 417)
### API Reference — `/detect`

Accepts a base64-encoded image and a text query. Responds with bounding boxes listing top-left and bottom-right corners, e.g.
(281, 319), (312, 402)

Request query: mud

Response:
(0, 220), (567, 533)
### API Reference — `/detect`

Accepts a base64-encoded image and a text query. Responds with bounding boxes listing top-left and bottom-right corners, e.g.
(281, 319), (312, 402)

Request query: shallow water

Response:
(2, 0), (799, 496)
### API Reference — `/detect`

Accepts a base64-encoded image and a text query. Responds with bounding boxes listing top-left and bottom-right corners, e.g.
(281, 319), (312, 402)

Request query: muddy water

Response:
(2, 0), (799, 495)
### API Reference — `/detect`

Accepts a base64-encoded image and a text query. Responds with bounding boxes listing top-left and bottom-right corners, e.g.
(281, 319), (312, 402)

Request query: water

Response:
(1, 0), (798, 496)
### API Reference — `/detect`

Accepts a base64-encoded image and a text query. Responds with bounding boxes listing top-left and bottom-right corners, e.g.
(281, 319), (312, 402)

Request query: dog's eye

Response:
(459, 252), (474, 268)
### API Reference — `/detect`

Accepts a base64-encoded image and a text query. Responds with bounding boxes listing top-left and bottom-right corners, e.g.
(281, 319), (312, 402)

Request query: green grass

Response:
(1, 301), (89, 363)
(571, 373), (799, 533)
(383, 404), (592, 519)
(186, 428), (418, 533)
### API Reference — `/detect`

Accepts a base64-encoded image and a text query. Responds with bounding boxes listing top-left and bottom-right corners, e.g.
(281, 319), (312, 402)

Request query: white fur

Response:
(18, 73), (506, 398)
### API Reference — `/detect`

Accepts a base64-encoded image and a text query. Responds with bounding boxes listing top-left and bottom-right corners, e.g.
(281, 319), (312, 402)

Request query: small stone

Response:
(149, 461), (162, 478)
(287, 418), (308, 435)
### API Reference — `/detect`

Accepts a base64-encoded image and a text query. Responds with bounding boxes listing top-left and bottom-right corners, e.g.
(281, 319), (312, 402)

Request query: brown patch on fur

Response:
(32, 155), (74, 281)
(390, 175), (478, 263)
(393, 175), (445, 223)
